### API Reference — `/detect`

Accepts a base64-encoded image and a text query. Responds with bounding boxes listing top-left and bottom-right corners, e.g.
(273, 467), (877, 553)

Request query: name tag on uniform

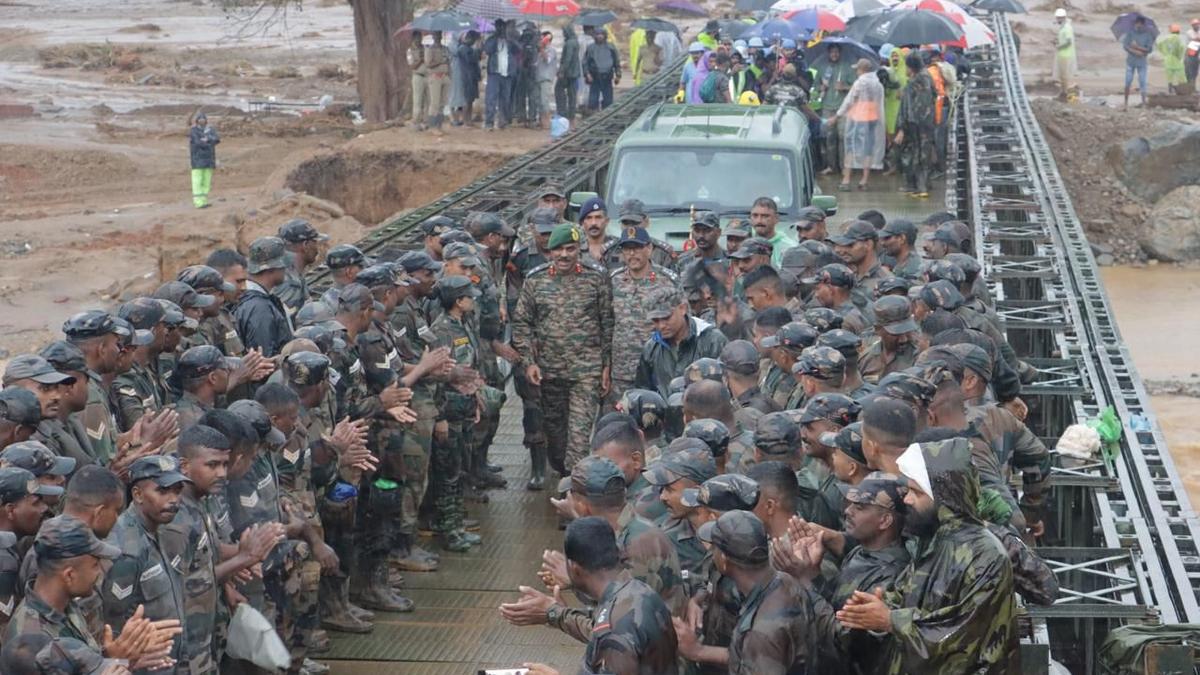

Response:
(225, 330), (239, 341)
(140, 564), (164, 583)
(453, 337), (470, 346)
(330, 370), (342, 386)
(239, 492), (259, 508)
(397, 327), (407, 337)
(387, 349), (399, 362)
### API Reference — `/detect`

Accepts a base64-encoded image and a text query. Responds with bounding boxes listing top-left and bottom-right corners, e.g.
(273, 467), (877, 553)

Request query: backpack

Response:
(699, 71), (721, 103)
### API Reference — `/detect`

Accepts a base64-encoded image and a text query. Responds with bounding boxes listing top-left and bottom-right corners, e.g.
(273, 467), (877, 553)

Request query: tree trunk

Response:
(350, 0), (412, 122)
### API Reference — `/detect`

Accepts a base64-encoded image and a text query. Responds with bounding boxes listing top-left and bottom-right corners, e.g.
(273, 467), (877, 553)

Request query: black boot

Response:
(527, 443), (546, 491)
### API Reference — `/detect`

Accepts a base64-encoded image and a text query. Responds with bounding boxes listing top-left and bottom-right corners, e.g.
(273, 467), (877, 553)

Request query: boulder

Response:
(1140, 185), (1200, 262)
(1106, 122), (1200, 202)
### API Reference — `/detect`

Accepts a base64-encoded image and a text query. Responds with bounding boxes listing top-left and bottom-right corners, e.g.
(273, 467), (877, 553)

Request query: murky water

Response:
(1102, 265), (1200, 505)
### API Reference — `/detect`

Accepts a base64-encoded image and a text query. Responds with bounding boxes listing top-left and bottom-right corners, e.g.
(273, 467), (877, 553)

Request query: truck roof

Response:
(617, 104), (810, 148)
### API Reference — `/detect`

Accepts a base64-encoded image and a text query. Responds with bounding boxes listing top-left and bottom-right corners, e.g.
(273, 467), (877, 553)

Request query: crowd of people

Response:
(0, 170), (1059, 674)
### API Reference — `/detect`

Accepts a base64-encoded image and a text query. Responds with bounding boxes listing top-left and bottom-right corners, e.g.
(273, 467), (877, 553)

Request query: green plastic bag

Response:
(1088, 406), (1123, 463)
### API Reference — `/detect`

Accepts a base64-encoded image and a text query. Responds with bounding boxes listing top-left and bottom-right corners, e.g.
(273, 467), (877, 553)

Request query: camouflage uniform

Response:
(597, 235), (678, 272)
(616, 502), (686, 615)
(609, 264), (678, 405)
(112, 359), (168, 432)
(274, 253), (311, 318)
(273, 425), (322, 664)
(550, 574), (680, 675)
(0, 531), (19, 637)
(966, 404), (1051, 529)
(171, 392), (213, 432)
(626, 472), (669, 523)
(196, 310), (246, 357)
(429, 305), (480, 538)
(79, 371), (118, 465)
(35, 418), (95, 470)
(4, 588), (99, 647)
(389, 292), (438, 533)
(897, 69), (938, 194)
(887, 251), (924, 283)
(160, 489), (222, 675)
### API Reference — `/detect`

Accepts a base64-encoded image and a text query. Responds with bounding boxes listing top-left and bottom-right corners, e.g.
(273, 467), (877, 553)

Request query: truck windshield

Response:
(609, 147), (797, 213)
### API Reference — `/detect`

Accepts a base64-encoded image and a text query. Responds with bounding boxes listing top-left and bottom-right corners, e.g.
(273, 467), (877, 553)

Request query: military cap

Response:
(926, 221), (973, 252)
(175, 345), (234, 380)
(719, 340), (760, 376)
(247, 236), (289, 273)
(326, 244), (369, 270)
(439, 229), (476, 247)
(754, 412), (799, 453)
(556, 455), (627, 496)
(0, 441), (75, 477)
(530, 206), (563, 233)
(829, 219), (879, 246)
(117, 297), (167, 332)
(536, 181), (565, 199)
(278, 218), (330, 243)
(727, 237), (772, 260)
(356, 264), (410, 289)
(691, 210), (720, 230)
(819, 421), (867, 464)
(802, 307), (843, 333)
(875, 276), (912, 298)
(857, 209), (886, 230)
(780, 240), (836, 270)
(546, 223), (581, 250)
(844, 471), (908, 511)
(398, 250), (443, 274)
(336, 283), (384, 313)
(228, 399), (288, 447)
(794, 205), (827, 229)
(35, 514), (120, 562)
(177, 265), (236, 294)
(666, 377), (687, 409)
(683, 419), (731, 458)
(919, 280), (965, 311)
(154, 281), (216, 310)
(111, 317), (153, 348)
(0, 389), (42, 427)
(291, 324), (332, 352)
(925, 259), (966, 285)
(577, 196), (607, 223)
(915, 345), (965, 380)
(880, 218), (918, 244)
(761, 322), (818, 351)
(792, 345), (846, 380)
(442, 241), (482, 267)
(473, 213), (515, 237)
(128, 455), (191, 488)
(643, 447), (717, 486)
(0, 467), (62, 503)
(618, 389), (667, 431)
(944, 252), (981, 280)
(803, 263), (856, 288)
(437, 275), (482, 303)
(874, 296), (919, 335)
(645, 285), (686, 320)
(922, 211), (956, 227)
(295, 301), (346, 332)
(3, 354), (75, 386)
(36, 636), (117, 675)
(419, 215), (456, 237)
(284, 351), (331, 386)
(949, 343), (993, 382)
(61, 310), (118, 340)
(39, 341), (87, 374)
(816, 329), (862, 357)
(156, 299), (197, 330)
(683, 358), (724, 385)
(723, 220), (753, 239)
(681, 473), (760, 510)
(616, 199), (647, 224)
(798, 392), (861, 426)
(698, 510), (769, 565)
(618, 225), (651, 247)
(876, 370), (937, 406)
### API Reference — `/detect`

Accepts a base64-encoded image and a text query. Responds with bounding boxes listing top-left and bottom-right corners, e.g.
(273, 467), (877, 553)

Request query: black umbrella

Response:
(408, 10), (475, 32)
(631, 17), (681, 34)
(718, 18), (754, 39)
(804, 37), (880, 69)
(574, 8), (618, 26)
(972, 0), (1026, 13)
(735, 0), (776, 12)
(844, 9), (962, 47)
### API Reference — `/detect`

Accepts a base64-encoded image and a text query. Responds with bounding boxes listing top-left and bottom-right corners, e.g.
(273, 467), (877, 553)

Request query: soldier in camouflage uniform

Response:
(608, 199), (678, 271)
(830, 220), (892, 318)
(589, 415), (667, 523)
(36, 342), (97, 468)
(112, 298), (169, 432)
(62, 311), (127, 467)
(0, 467), (60, 637)
(0, 441), (75, 502)
(177, 266), (245, 357)
(324, 244), (369, 297)
(616, 389), (670, 462)
(760, 322), (818, 411)
(608, 225), (679, 410)
(860, 295), (920, 385)
(682, 419), (731, 476)
(806, 264), (871, 335)
(169, 346), (231, 431)
(512, 223), (613, 474)
(816, 329), (875, 401)
(2, 355), (78, 454)
(794, 345), (861, 406)
(275, 219), (330, 318)
(675, 211), (728, 273)
(746, 411), (801, 476)
(720, 339), (780, 417)
(644, 445), (717, 584)
(878, 219), (924, 282)
(897, 52), (938, 197)
(679, 382), (755, 475)
(797, 393), (861, 529)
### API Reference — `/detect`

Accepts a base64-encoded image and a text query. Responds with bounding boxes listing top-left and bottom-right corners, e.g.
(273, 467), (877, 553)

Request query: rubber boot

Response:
(355, 560), (415, 613)
(390, 534), (438, 572)
(320, 576), (372, 634)
(526, 443), (547, 491)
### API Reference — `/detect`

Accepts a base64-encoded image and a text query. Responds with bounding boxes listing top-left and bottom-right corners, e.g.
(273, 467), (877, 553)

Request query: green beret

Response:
(547, 223), (581, 250)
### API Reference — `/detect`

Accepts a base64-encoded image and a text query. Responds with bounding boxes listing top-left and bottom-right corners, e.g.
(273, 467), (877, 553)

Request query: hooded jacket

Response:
(558, 26), (580, 80)
(634, 315), (729, 399)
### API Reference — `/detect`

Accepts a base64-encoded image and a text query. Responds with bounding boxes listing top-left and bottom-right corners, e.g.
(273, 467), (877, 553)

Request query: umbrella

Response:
(746, 17), (808, 41)
(718, 18), (754, 39)
(780, 7), (847, 33)
(455, 0), (524, 20)
(770, 0), (838, 13)
(574, 7), (618, 24)
(844, 9), (963, 46)
(804, 36), (880, 68)
(735, 0), (777, 11)
(893, 0), (994, 47)
(514, 0), (580, 16)
(655, 0), (707, 16)
(406, 10), (475, 32)
(971, 0), (1026, 13)
(1110, 12), (1159, 41)
(631, 17), (680, 34)
(832, 0), (897, 21)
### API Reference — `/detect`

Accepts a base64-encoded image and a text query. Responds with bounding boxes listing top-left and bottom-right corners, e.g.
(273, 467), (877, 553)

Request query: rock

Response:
(1096, 253), (1115, 266)
(1106, 121), (1200, 202)
(221, 212), (244, 227)
(1140, 185), (1200, 262)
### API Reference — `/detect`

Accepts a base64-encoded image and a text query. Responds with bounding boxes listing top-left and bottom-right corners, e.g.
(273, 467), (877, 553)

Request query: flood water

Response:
(1101, 265), (1200, 504)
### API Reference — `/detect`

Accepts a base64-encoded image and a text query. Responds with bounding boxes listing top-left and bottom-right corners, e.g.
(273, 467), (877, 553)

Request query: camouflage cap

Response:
(530, 206), (563, 233)
(295, 301), (346, 332)
(472, 212), (515, 238)
(0, 441), (75, 477)
(438, 229), (476, 247)
(547, 223), (581, 250)
(228, 399), (288, 447)
(0, 467), (62, 504)
(876, 370), (937, 406)
(128, 455), (191, 489)
(683, 419), (731, 458)
(326, 244), (369, 270)
(802, 307), (843, 333)
(880, 218), (918, 244)
(177, 265), (236, 294)
(816, 329), (862, 357)
(153, 281), (216, 310)
(754, 411), (799, 454)
(798, 392), (861, 426)
(155, 299), (197, 331)
(418, 215), (456, 237)
(247, 236), (289, 274)
(944, 252), (982, 280)
(818, 421), (867, 464)
(780, 240), (836, 271)
(792, 345), (847, 380)
(924, 259), (966, 285)
(38, 341), (87, 375)
(915, 345), (965, 380)
(795, 205), (827, 224)
(919, 280), (965, 311)
(437, 275), (482, 303)
(3, 354), (75, 387)
(926, 221), (973, 252)
(336, 283), (385, 313)
(844, 471), (908, 511)
(698, 510), (769, 565)
(761, 322), (818, 351)
(922, 211), (957, 227)
(175, 345), (235, 380)
(0, 389), (42, 427)
(949, 343), (993, 382)
(284, 351), (331, 387)
(442, 241), (482, 268)
(34, 514), (120, 561)
(645, 285), (686, 320)
(61, 310), (118, 340)
(397, 251), (444, 274)
(278, 218), (330, 243)
(556, 455), (627, 496)
(681, 473), (760, 510)
(828, 219), (879, 246)
(292, 325), (336, 354)
(691, 210), (721, 230)
(643, 447), (717, 486)
(36, 636), (114, 675)
(719, 339), (760, 376)
(110, 317), (153, 348)
(535, 181), (565, 199)
(617, 199), (647, 224)
(803, 263), (856, 289)
(618, 389), (667, 431)
(873, 296), (918, 335)
(874, 276), (913, 299)
(723, 220), (753, 239)
(683, 357), (724, 385)
(356, 264), (410, 289)
(117, 297), (167, 331)
(727, 237), (772, 260)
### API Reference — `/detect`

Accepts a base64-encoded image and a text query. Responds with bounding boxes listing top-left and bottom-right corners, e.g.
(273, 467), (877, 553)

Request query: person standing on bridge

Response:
(825, 58), (885, 192)
(896, 53), (937, 200)
(188, 112), (219, 209)
(584, 29), (621, 111)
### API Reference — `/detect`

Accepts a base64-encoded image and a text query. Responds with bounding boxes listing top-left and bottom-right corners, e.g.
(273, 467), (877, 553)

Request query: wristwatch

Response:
(546, 603), (564, 628)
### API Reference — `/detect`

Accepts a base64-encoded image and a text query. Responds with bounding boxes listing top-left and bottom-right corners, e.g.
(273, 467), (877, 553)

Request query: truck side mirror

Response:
(811, 194), (838, 217)
(568, 191), (599, 210)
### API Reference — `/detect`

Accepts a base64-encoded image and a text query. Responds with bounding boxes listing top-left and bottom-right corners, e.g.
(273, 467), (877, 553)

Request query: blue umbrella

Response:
(804, 36), (879, 69)
(1110, 12), (1158, 41)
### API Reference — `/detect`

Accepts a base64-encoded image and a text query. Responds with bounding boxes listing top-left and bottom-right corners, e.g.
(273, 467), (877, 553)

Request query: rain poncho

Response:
(1052, 19), (1077, 89)
(658, 30), (684, 64)
(883, 46), (908, 135)
(1157, 33), (1187, 86)
(687, 52), (712, 103)
(837, 70), (886, 169)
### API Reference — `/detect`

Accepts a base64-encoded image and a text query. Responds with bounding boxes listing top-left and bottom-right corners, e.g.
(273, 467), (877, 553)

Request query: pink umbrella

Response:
(780, 7), (846, 32)
(514, 0), (580, 16)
